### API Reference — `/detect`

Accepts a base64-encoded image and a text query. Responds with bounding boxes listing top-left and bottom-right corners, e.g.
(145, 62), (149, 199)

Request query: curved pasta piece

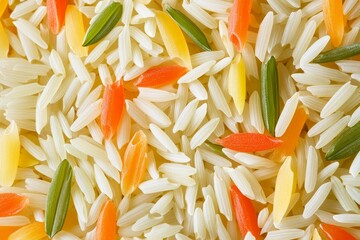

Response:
(121, 130), (148, 196)
(228, 54), (246, 115)
(323, 0), (344, 47)
(0, 121), (20, 187)
(65, 5), (88, 57)
(155, 11), (191, 69)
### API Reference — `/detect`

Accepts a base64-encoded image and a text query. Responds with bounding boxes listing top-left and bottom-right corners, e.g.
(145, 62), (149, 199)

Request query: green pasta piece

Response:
(261, 56), (279, 136)
(82, 2), (123, 46)
(313, 43), (360, 63)
(166, 5), (211, 51)
(205, 140), (225, 157)
(45, 160), (73, 237)
(325, 122), (360, 160)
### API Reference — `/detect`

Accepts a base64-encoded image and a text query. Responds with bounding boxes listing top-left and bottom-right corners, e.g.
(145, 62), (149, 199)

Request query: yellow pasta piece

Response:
(121, 130), (148, 196)
(0, 121), (20, 187)
(18, 149), (39, 168)
(8, 222), (46, 240)
(228, 54), (246, 115)
(65, 5), (88, 57)
(0, 21), (9, 57)
(0, 0), (7, 18)
(155, 11), (191, 69)
(273, 156), (295, 224)
(312, 228), (322, 240)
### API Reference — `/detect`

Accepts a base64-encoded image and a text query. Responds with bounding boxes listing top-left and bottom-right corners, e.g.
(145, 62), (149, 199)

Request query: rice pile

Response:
(1, 0), (360, 239)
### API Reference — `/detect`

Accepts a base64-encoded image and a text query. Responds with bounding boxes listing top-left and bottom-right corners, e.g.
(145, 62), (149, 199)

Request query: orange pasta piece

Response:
(322, 0), (344, 47)
(230, 184), (260, 238)
(228, 0), (252, 51)
(272, 106), (308, 162)
(320, 223), (356, 240)
(0, 193), (29, 217)
(47, 0), (67, 34)
(0, 0), (7, 18)
(135, 65), (188, 87)
(101, 81), (125, 140)
(121, 130), (148, 196)
(0, 226), (20, 239)
(216, 133), (282, 152)
(8, 222), (46, 240)
(96, 200), (117, 240)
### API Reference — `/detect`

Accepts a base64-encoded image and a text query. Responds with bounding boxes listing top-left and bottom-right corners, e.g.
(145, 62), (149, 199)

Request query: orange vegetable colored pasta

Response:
(101, 81), (125, 140)
(135, 65), (188, 87)
(47, 0), (67, 34)
(96, 200), (117, 240)
(230, 184), (260, 239)
(320, 223), (356, 240)
(228, 0), (252, 51)
(322, 0), (344, 47)
(216, 133), (282, 152)
(0, 0), (7, 18)
(0, 226), (20, 239)
(121, 130), (148, 196)
(0, 193), (29, 217)
(272, 106), (308, 162)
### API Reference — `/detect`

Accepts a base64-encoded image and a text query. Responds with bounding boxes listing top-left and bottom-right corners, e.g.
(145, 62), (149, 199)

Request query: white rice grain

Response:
(138, 87), (177, 102)
(265, 229), (305, 240)
(68, 53), (92, 83)
(203, 196), (217, 240)
(320, 82), (357, 118)
(173, 99), (199, 133)
(300, 35), (330, 66)
(293, 21), (317, 66)
(132, 214), (164, 232)
(275, 92), (299, 137)
(150, 123), (178, 153)
(214, 174), (232, 221)
(94, 164), (113, 199)
(13, 19), (47, 49)
(145, 224), (182, 239)
(74, 166), (95, 204)
(249, 91), (264, 134)
(194, 208), (207, 239)
(183, 0), (217, 29)
(305, 146), (318, 193)
(189, 80), (208, 100)
(315, 115), (350, 149)
(225, 167), (255, 200)
(134, 98), (171, 128)
(333, 214), (360, 226)
(190, 118), (220, 149)
(178, 61), (216, 84)
(70, 100), (102, 132)
(255, 11), (273, 61)
(208, 76), (231, 117)
(139, 178), (180, 194)
(118, 203), (154, 227)
(0, 216), (31, 226)
(303, 182), (332, 218)
(331, 176), (359, 213)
